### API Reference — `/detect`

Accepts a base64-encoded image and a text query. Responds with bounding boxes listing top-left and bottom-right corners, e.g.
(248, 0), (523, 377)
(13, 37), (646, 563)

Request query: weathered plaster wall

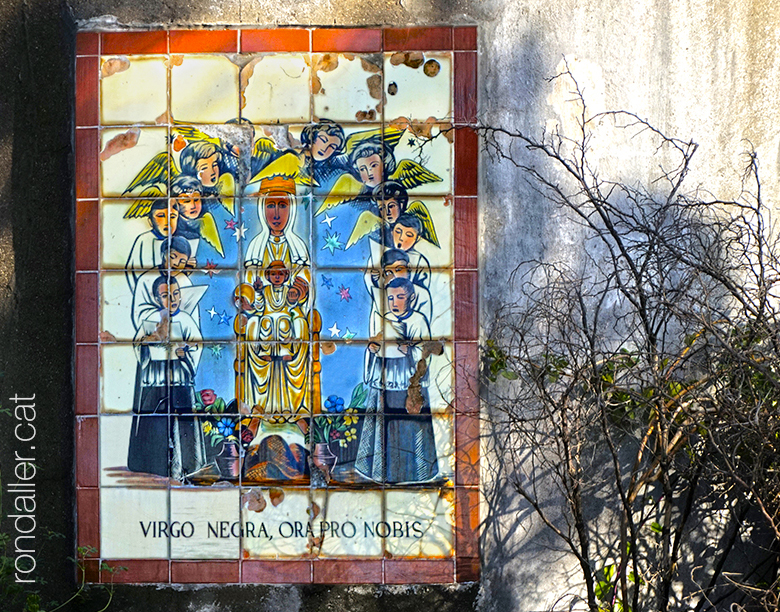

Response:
(0, 1), (778, 611)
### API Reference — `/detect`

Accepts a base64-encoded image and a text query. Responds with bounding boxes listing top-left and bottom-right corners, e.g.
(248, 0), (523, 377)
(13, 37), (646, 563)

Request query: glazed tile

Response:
(101, 127), (168, 197)
(241, 487), (313, 557)
(385, 489), (454, 557)
(171, 55), (240, 123)
(100, 55), (168, 125)
(101, 344), (143, 414)
(170, 488), (241, 558)
(312, 54), (383, 122)
(312, 490), (383, 557)
(384, 52), (452, 122)
(100, 487), (169, 558)
(314, 269), (380, 339)
(242, 54), (311, 124)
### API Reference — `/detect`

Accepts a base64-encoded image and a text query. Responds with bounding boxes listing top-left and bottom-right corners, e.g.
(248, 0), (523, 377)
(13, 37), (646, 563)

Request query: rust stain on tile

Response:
(101, 57), (130, 78)
(99, 128), (140, 161)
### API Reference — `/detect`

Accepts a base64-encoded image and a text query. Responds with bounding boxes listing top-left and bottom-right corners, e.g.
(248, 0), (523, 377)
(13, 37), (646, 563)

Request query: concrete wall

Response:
(1, 0), (777, 610)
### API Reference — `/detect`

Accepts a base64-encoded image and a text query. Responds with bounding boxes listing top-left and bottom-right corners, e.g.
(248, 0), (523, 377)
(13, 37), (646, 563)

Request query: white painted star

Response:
(321, 213), (336, 228)
(233, 223), (247, 241)
(327, 322), (341, 338)
(207, 306), (218, 319)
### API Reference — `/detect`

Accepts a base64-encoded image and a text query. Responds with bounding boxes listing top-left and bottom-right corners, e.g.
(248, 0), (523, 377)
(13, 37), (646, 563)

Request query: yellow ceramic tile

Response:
(101, 127), (168, 197)
(170, 489), (241, 559)
(313, 54), (383, 122)
(100, 487), (170, 558)
(384, 52), (452, 122)
(100, 55), (168, 125)
(385, 489), (454, 558)
(171, 55), (240, 123)
(242, 54), (311, 124)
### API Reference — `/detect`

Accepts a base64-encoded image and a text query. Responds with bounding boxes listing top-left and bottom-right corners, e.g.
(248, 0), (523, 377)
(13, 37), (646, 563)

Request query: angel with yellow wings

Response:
(122, 126), (242, 258)
(313, 127), (443, 216)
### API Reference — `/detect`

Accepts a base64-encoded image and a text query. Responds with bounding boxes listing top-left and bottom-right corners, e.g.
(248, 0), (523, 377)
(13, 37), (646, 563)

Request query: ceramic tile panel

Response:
(242, 54), (311, 124)
(170, 488), (241, 558)
(100, 487), (170, 558)
(385, 489), (454, 558)
(312, 53), (383, 122)
(101, 127), (169, 197)
(384, 52), (452, 123)
(76, 26), (477, 584)
(170, 55), (241, 123)
(100, 55), (168, 125)
(241, 487), (313, 557)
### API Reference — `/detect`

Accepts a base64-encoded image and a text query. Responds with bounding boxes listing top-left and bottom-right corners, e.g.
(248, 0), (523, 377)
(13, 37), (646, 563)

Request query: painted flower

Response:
(200, 389), (217, 406)
(324, 395), (345, 413)
(330, 429), (341, 440)
(345, 428), (357, 442)
(344, 408), (358, 426)
(215, 417), (236, 437)
(202, 421), (213, 435)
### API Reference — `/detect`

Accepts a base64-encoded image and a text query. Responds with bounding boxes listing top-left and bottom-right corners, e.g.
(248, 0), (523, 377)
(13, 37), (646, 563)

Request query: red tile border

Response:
(76, 417), (98, 487)
(384, 559), (454, 584)
(101, 560), (169, 583)
(83, 559), (101, 583)
(455, 488), (479, 558)
(75, 129), (98, 199)
(383, 27), (452, 51)
(454, 270), (478, 340)
(170, 30), (238, 53)
(455, 557), (480, 582)
(76, 57), (99, 127)
(75, 273), (98, 343)
(76, 488), (100, 555)
(76, 32), (99, 56)
(241, 28), (310, 52)
(102, 31), (167, 55)
(454, 197), (477, 269)
(171, 561), (239, 583)
(75, 344), (99, 415)
(455, 127), (478, 195)
(75, 200), (98, 271)
(242, 560), (311, 583)
(312, 28), (382, 53)
(454, 52), (477, 125)
(454, 342), (479, 414)
(453, 27), (477, 51)
(312, 559), (382, 583)
(455, 413), (480, 486)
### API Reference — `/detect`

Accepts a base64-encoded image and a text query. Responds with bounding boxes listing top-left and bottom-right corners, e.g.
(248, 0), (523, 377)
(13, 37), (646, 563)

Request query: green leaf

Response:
(595, 580), (613, 602)
(603, 563), (616, 582)
(501, 370), (519, 380)
(650, 521), (663, 534)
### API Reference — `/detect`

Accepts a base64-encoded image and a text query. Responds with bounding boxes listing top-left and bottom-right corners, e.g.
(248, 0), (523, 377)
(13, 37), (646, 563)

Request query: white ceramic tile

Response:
(385, 489), (454, 558)
(100, 487), (169, 558)
(101, 200), (162, 269)
(101, 127), (168, 197)
(313, 490), (383, 557)
(384, 52), (452, 122)
(242, 54), (311, 124)
(101, 344), (139, 414)
(387, 125), (452, 195)
(171, 55), (240, 123)
(313, 54), (382, 122)
(101, 55), (168, 125)
(100, 414), (133, 485)
(170, 488), (241, 559)
(241, 488), (312, 557)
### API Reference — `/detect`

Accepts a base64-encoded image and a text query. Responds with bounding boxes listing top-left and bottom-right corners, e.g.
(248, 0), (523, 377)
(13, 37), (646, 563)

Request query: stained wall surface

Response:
(0, 1), (778, 611)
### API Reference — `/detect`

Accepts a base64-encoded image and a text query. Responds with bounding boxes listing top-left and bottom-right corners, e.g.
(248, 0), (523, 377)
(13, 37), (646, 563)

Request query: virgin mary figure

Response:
(241, 176), (313, 482)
